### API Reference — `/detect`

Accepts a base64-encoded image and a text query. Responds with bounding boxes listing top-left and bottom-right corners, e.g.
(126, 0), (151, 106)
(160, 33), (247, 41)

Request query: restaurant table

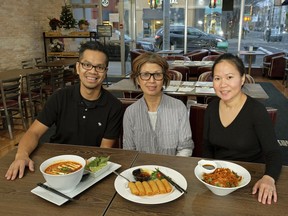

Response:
(239, 50), (265, 75)
(170, 60), (214, 68)
(0, 68), (47, 80)
(35, 59), (78, 68)
(106, 79), (269, 100)
(157, 49), (184, 55)
(106, 152), (288, 216)
(169, 60), (214, 78)
(0, 143), (138, 216)
(0, 145), (287, 215)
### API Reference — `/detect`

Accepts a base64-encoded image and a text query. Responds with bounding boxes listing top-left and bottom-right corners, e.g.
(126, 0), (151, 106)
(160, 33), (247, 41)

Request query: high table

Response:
(0, 68), (48, 80)
(106, 79), (269, 100)
(239, 50), (265, 75)
(0, 144), (287, 215)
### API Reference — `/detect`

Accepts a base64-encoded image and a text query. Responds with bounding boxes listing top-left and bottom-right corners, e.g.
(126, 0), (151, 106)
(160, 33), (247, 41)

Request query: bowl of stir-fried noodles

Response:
(194, 160), (251, 196)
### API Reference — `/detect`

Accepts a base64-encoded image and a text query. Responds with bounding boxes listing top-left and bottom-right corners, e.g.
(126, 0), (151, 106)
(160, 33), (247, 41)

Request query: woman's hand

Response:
(252, 175), (277, 204)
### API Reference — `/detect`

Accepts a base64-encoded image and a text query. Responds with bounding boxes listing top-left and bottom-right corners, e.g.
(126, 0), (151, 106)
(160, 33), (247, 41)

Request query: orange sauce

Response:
(45, 161), (82, 175)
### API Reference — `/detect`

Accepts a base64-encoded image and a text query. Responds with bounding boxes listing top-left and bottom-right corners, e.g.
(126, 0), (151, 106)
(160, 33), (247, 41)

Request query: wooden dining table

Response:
(35, 59), (78, 68)
(0, 144), (287, 215)
(106, 79), (269, 100)
(0, 68), (48, 80)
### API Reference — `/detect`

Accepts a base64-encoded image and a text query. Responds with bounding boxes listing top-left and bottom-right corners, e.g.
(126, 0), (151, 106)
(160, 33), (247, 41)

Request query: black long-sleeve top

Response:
(203, 96), (282, 181)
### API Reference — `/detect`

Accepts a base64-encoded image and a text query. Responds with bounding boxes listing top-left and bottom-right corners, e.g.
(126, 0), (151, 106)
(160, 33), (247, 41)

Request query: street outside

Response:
(227, 30), (288, 67)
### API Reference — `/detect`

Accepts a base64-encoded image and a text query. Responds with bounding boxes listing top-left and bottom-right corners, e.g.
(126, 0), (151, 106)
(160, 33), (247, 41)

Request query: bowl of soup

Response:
(40, 155), (86, 193)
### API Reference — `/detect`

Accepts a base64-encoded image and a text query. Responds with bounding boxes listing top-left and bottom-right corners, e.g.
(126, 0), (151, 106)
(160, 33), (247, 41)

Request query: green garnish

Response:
(85, 156), (110, 173)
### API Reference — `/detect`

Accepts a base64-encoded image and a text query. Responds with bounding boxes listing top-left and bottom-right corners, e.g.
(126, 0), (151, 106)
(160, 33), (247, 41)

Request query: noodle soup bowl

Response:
(40, 155), (86, 193)
(194, 160), (251, 196)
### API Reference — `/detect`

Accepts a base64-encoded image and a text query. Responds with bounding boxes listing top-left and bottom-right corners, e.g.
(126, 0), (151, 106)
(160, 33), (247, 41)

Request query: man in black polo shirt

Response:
(5, 41), (123, 180)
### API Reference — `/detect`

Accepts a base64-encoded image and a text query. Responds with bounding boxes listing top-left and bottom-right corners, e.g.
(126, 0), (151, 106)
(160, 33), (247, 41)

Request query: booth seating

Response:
(184, 49), (225, 61)
(262, 52), (286, 78)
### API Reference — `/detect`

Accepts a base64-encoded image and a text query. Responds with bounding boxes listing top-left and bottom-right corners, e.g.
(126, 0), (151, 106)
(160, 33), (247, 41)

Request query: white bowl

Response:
(194, 160), (251, 196)
(40, 155), (86, 193)
(197, 159), (218, 174)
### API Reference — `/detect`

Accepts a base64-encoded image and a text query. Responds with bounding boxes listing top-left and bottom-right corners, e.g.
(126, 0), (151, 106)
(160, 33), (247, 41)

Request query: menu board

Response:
(97, 25), (112, 37)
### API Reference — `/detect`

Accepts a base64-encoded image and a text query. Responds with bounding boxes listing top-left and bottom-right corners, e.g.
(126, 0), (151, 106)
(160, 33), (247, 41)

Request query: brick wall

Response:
(0, 0), (64, 70)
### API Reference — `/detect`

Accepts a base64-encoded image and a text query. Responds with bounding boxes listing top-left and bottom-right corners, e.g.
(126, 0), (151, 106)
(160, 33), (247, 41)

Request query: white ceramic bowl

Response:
(197, 159), (218, 174)
(40, 155), (86, 193)
(194, 160), (251, 196)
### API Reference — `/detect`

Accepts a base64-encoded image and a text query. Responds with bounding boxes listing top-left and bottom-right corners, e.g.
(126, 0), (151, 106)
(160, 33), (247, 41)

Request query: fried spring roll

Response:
(155, 179), (166, 194)
(161, 178), (172, 193)
(128, 182), (139, 196)
(142, 181), (153, 196)
(148, 180), (159, 195)
(135, 181), (146, 196)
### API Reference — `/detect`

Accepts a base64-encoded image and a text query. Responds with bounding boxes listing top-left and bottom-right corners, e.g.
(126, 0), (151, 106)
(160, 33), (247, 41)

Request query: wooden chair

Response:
(198, 71), (213, 82)
(202, 55), (220, 61)
(42, 67), (65, 100)
(0, 76), (27, 139)
(184, 49), (209, 61)
(167, 69), (183, 81)
(262, 52), (286, 77)
(34, 57), (43, 66)
(21, 71), (44, 120)
(21, 59), (34, 69)
(197, 66), (212, 79)
(171, 66), (190, 81)
(245, 74), (255, 83)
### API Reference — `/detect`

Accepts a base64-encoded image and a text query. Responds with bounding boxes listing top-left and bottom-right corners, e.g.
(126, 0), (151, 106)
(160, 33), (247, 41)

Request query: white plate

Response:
(114, 165), (187, 204)
(31, 162), (121, 206)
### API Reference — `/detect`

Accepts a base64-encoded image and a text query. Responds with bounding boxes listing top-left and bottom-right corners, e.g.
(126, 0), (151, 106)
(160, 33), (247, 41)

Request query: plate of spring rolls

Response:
(114, 165), (187, 204)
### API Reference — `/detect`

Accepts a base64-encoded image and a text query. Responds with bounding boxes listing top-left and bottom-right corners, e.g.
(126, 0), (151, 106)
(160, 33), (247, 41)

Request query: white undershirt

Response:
(148, 111), (157, 131)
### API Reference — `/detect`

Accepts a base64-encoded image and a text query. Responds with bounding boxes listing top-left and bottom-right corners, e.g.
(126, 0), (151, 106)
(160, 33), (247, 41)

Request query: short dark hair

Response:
(130, 52), (170, 87)
(78, 41), (109, 66)
(212, 53), (246, 77)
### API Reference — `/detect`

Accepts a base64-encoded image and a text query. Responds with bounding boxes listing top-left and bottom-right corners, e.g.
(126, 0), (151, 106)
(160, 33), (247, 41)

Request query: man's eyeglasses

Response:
(139, 72), (164, 81)
(79, 62), (107, 73)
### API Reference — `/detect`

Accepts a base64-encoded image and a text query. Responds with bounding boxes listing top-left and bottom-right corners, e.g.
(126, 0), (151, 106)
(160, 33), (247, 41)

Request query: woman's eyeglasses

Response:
(79, 62), (107, 73)
(139, 72), (164, 81)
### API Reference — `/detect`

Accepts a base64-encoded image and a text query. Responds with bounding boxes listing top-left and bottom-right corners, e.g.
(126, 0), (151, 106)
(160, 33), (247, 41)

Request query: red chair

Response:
(202, 55), (220, 61)
(185, 50), (209, 61)
(189, 103), (207, 157)
(171, 66), (190, 81)
(197, 66), (212, 78)
(262, 52), (286, 77)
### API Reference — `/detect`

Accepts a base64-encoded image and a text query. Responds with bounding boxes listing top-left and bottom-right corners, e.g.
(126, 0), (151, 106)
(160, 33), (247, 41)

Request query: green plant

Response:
(78, 19), (89, 26)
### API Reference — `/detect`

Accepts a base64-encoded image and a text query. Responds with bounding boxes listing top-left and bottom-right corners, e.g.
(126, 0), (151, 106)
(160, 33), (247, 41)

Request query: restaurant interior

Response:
(0, 1), (288, 214)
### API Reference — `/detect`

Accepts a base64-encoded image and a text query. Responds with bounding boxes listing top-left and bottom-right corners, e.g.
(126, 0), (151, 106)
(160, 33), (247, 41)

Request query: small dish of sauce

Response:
(197, 159), (217, 174)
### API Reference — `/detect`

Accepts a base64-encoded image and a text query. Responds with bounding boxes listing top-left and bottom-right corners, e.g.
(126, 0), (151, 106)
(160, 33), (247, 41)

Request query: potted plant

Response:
(78, 19), (90, 31)
(48, 18), (62, 31)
